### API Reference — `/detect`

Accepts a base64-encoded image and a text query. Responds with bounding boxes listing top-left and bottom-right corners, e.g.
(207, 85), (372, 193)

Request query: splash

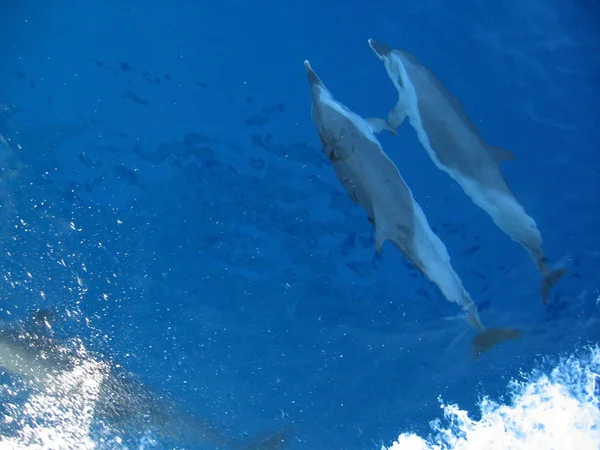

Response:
(384, 346), (600, 450)
(2, 343), (598, 450)
(1, 351), (112, 450)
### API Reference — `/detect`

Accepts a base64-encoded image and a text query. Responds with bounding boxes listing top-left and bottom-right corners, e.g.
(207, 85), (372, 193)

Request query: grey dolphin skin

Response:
(368, 39), (567, 304)
(0, 311), (287, 449)
(303, 60), (521, 357)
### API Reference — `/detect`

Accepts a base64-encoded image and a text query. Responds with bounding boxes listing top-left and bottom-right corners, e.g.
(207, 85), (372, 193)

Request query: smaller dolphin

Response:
(0, 311), (287, 449)
(368, 39), (567, 304)
(303, 60), (521, 356)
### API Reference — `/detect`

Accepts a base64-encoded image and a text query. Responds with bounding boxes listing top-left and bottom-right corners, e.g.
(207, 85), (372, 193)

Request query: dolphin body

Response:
(368, 39), (567, 304)
(303, 60), (521, 357)
(0, 312), (286, 449)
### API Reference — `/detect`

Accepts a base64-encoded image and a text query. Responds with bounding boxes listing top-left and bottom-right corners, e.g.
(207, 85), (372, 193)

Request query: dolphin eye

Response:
(396, 75), (404, 87)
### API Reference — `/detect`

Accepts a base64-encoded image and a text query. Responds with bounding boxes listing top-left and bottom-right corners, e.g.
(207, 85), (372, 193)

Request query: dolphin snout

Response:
(368, 39), (391, 58)
(303, 60), (322, 86)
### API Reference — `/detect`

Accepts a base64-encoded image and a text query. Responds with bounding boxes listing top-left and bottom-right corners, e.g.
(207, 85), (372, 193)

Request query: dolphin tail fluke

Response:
(168, 416), (292, 450)
(239, 427), (294, 450)
(541, 268), (568, 305)
(470, 327), (523, 360)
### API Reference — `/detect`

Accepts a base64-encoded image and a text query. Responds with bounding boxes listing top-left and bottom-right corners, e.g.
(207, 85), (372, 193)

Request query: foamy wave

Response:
(384, 346), (600, 450)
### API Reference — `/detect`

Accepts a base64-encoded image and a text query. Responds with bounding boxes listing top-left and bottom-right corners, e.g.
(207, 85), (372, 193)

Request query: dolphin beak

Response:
(304, 60), (322, 86)
(368, 39), (391, 58)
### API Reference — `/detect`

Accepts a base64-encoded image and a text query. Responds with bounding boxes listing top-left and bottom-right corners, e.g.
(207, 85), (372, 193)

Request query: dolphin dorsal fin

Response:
(489, 145), (516, 163)
(374, 223), (388, 254)
(374, 215), (413, 255)
(366, 117), (397, 135)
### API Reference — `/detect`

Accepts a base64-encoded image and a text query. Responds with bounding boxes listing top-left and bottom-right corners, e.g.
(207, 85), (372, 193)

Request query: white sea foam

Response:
(384, 346), (600, 450)
(2, 346), (598, 449)
(1, 356), (110, 450)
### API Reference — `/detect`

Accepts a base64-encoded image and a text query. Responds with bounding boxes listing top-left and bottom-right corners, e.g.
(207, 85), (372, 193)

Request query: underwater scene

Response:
(0, 1), (599, 449)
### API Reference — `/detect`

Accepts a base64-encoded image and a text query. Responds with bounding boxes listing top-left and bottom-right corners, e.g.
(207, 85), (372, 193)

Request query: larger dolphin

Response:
(303, 60), (521, 357)
(368, 39), (567, 304)
(0, 311), (286, 449)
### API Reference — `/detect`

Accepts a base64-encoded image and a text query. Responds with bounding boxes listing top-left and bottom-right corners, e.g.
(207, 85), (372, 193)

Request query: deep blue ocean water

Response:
(0, 1), (599, 449)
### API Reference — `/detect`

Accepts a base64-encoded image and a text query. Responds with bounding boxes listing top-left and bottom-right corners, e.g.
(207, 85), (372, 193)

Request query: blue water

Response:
(0, 1), (599, 449)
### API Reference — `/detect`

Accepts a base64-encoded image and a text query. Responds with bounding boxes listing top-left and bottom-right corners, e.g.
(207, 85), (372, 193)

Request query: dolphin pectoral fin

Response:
(489, 145), (516, 163)
(470, 327), (523, 360)
(366, 117), (396, 135)
(388, 101), (406, 130)
(541, 268), (568, 305)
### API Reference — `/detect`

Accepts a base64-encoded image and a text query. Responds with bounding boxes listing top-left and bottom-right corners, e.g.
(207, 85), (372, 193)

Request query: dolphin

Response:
(303, 60), (521, 356)
(367, 39), (567, 304)
(0, 311), (287, 449)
